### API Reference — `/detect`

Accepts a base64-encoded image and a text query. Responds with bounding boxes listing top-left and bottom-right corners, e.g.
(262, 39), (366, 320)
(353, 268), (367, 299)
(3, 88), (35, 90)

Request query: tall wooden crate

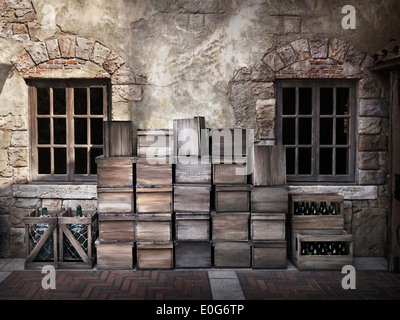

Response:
(173, 116), (207, 157)
(137, 129), (173, 158)
(23, 208), (65, 269)
(251, 145), (286, 186)
(103, 121), (133, 157)
(58, 208), (98, 269)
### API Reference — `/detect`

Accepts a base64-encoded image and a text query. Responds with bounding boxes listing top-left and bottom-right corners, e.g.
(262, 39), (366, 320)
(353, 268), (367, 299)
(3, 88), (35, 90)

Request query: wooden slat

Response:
(103, 121), (133, 157)
(251, 145), (286, 186)
(173, 117), (206, 157)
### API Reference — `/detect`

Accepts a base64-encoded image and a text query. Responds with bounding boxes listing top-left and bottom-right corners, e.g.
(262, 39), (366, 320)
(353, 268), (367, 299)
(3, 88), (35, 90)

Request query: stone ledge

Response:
(288, 185), (378, 200)
(12, 183), (97, 199)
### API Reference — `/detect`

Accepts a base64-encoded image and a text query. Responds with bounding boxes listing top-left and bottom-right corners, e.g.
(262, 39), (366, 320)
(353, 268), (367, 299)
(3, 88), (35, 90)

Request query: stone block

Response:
(9, 147), (28, 167)
(257, 118), (274, 140)
(58, 35), (76, 58)
(256, 99), (275, 119)
(11, 50), (35, 72)
(9, 227), (25, 258)
(328, 38), (350, 62)
(10, 130), (28, 147)
(352, 207), (387, 256)
(12, 184), (97, 199)
(27, 42), (49, 65)
(90, 42), (111, 66)
(250, 61), (275, 82)
(10, 207), (31, 228)
(262, 51), (284, 72)
(0, 196), (15, 214)
(290, 38), (311, 61)
(345, 46), (367, 67)
(359, 78), (381, 99)
(103, 50), (124, 74)
(62, 199), (97, 211)
(14, 197), (40, 208)
(308, 38), (329, 59)
(75, 37), (95, 60)
(45, 39), (61, 60)
(276, 44), (297, 66)
(251, 82), (274, 99)
(112, 84), (143, 102)
(359, 99), (389, 117)
(358, 134), (388, 151)
(41, 198), (62, 210)
(111, 65), (136, 85)
(358, 152), (380, 170)
(0, 215), (10, 258)
(358, 117), (381, 135)
(358, 170), (386, 185)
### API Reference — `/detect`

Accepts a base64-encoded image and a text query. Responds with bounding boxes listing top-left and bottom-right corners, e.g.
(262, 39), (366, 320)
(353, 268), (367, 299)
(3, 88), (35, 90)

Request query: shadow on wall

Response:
(0, 64), (12, 95)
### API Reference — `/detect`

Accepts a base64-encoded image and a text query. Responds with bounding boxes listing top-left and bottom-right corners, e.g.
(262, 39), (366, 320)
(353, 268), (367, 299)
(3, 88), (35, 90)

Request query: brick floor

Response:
(0, 269), (399, 300)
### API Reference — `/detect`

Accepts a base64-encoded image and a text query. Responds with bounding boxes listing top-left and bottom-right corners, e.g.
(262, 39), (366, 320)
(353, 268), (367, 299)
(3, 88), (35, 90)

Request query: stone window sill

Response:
(12, 183), (97, 200)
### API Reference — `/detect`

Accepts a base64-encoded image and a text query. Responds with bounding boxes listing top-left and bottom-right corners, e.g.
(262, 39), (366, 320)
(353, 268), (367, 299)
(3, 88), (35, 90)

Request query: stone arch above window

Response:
(228, 37), (383, 141)
(10, 36), (147, 103)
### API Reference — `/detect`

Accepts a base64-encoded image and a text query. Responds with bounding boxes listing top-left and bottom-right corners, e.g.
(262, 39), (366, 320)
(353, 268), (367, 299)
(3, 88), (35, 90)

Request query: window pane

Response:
(54, 148), (66, 174)
(74, 118), (87, 144)
(90, 88), (103, 115)
(37, 88), (50, 114)
(298, 117), (312, 145)
(282, 88), (296, 115)
(336, 118), (349, 145)
(320, 148), (333, 175)
(90, 118), (103, 145)
(53, 118), (66, 144)
(299, 88), (312, 115)
(336, 88), (349, 115)
(336, 148), (349, 174)
(90, 148), (103, 174)
(53, 88), (66, 115)
(75, 148), (87, 174)
(320, 88), (333, 115)
(38, 148), (51, 174)
(282, 118), (296, 145)
(74, 88), (87, 115)
(37, 118), (50, 144)
(286, 148), (295, 175)
(320, 118), (333, 145)
(298, 148), (311, 175)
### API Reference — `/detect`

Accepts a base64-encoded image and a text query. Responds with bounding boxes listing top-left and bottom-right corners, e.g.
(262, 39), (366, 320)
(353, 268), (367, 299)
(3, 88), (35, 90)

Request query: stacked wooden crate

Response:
(211, 129), (252, 268)
(135, 129), (174, 269)
(289, 193), (353, 270)
(173, 117), (212, 268)
(95, 121), (135, 270)
(250, 145), (288, 269)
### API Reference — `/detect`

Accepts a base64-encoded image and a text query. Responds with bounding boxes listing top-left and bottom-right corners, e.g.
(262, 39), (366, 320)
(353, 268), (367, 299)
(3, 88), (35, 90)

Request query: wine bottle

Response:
(76, 205), (83, 217)
(300, 202), (306, 215)
(41, 207), (48, 216)
(330, 202), (337, 215)
(305, 202), (311, 215)
(294, 202), (300, 215)
(312, 202), (318, 215)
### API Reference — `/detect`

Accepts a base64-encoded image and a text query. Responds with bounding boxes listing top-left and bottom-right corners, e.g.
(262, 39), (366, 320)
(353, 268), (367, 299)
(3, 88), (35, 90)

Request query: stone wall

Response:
(1, 0), (400, 258)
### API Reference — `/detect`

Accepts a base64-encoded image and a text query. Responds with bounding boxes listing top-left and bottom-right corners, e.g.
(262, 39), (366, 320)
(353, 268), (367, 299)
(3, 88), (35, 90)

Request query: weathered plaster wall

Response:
(1, 0), (400, 258)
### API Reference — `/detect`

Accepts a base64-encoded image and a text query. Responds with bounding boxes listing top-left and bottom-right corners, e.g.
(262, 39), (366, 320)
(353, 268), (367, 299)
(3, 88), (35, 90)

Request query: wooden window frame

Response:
(276, 80), (357, 183)
(28, 79), (110, 183)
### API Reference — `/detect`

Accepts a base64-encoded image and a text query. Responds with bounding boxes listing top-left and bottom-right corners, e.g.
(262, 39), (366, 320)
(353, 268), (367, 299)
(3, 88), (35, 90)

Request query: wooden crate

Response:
(136, 187), (173, 213)
(136, 242), (174, 269)
(175, 212), (210, 241)
(137, 129), (173, 158)
(99, 213), (135, 242)
(175, 156), (212, 183)
(58, 208), (98, 269)
(291, 229), (353, 270)
(213, 163), (248, 184)
(174, 184), (211, 213)
(251, 213), (286, 241)
(252, 241), (287, 269)
(251, 145), (286, 186)
(210, 128), (251, 160)
(136, 157), (172, 187)
(95, 239), (134, 270)
(215, 185), (250, 212)
(289, 193), (344, 230)
(96, 155), (135, 188)
(213, 241), (251, 268)
(135, 213), (172, 242)
(174, 242), (212, 268)
(251, 186), (289, 213)
(97, 187), (134, 213)
(23, 208), (65, 269)
(211, 212), (249, 241)
(103, 121), (133, 157)
(173, 117), (207, 157)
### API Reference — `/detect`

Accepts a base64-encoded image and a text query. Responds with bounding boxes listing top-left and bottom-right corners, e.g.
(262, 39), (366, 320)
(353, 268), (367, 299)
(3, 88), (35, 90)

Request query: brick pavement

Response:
(0, 269), (399, 300)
